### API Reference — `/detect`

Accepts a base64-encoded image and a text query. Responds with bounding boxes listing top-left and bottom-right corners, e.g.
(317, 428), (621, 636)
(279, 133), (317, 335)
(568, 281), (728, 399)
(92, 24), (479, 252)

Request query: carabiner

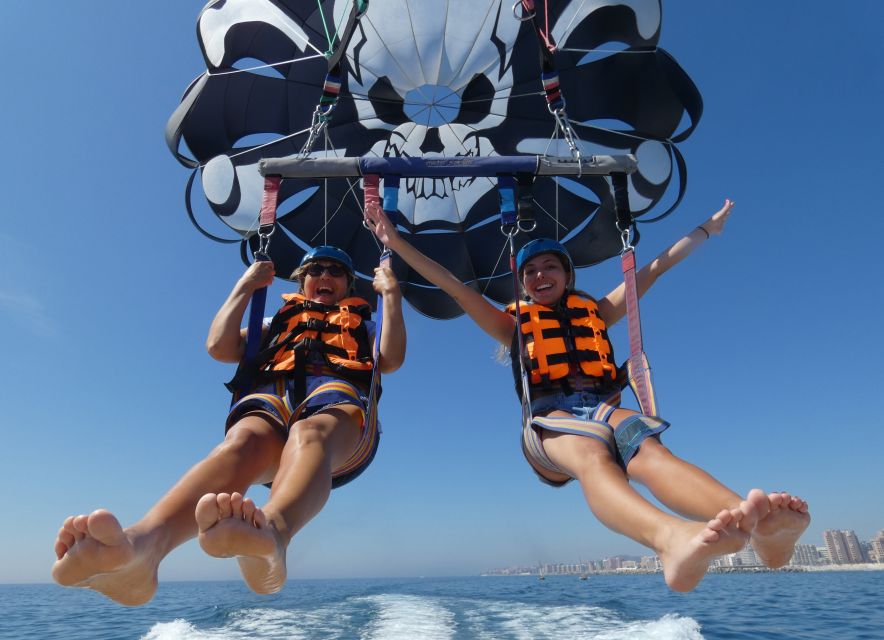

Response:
(512, 0), (535, 21)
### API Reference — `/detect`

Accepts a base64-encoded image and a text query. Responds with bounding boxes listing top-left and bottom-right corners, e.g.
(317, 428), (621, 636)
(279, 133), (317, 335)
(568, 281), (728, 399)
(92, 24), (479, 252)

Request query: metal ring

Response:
(500, 223), (519, 238)
(518, 219), (537, 233)
(512, 1), (535, 21)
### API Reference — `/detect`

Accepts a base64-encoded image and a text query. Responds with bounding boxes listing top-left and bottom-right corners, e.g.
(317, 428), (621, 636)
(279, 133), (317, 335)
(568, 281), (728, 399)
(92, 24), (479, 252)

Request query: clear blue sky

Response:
(1, 2), (882, 584)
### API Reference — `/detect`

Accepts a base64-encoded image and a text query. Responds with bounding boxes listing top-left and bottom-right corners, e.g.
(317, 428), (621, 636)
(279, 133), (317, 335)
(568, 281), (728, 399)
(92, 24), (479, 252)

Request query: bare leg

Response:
(752, 492), (810, 568)
(626, 433), (743, 519)
(621, 411), (808, 560)
(52, 417), (283, 605)
(541, 427), (749, 592)
(197, 406), (362, 594)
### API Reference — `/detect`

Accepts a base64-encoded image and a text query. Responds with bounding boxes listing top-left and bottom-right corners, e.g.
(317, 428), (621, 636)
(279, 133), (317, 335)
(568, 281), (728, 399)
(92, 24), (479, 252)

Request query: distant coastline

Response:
(482, 563), (884, 577)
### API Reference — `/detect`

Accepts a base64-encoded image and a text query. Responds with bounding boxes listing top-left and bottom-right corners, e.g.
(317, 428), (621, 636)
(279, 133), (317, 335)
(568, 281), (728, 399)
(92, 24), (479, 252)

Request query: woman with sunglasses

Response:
(52, 246), (405, 605)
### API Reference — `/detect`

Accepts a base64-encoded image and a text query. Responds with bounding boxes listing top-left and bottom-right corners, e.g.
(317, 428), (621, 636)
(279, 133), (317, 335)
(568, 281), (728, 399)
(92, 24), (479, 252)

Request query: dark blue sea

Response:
(3, 572), (882, 640)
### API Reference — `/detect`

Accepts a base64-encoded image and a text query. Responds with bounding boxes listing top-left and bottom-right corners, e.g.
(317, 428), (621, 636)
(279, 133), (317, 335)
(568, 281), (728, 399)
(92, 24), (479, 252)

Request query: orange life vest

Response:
(507, 294), (617, 389)
(257, 293), (374, 387)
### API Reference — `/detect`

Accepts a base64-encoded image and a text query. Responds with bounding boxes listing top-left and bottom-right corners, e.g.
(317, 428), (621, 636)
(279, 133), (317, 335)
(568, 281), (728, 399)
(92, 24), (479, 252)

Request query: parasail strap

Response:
(229, 176), (280, 403)
(611, 173), (659, 417)
(362, 173), (391, 433)
(496, 179), (535, 426)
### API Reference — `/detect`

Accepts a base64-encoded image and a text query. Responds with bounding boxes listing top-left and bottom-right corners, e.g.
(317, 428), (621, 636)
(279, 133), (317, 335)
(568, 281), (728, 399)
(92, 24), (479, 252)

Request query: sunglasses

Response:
(305, 263), (348, 278)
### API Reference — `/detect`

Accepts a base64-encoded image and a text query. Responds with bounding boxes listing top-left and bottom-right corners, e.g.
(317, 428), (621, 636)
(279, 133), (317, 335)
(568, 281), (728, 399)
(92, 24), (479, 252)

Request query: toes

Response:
(242, 498), (258, 526)
(217, 493), (232, 519)
(86, 510), (126, 546)
(57, 528), (76, 548)
(71, 515), (89, 537)
(195, 493), (221, 532)
(716, 508), (734, 528)
(748, 488), (771, 519)
(55, 533), (74, 559)
(700, 527), (720, 543)
(252, 507), (267, 529)
(230, 493), (244, 520)
(768, 491), (788, 509)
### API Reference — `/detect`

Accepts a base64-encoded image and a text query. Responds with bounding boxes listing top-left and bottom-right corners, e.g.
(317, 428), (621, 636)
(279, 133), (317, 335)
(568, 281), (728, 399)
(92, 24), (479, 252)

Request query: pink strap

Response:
(260, 176), (281, 228)
(621, 248), (657, 416)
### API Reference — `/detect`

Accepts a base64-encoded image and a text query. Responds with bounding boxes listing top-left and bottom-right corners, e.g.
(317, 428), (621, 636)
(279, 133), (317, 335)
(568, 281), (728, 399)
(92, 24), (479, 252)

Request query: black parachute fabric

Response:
(166, 0), (702, 319)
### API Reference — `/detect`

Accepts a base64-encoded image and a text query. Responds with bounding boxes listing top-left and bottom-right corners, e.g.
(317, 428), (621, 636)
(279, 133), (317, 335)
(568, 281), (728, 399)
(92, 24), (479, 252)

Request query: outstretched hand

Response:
(364, 202), (400, 248)
(701, 198), (734, 236)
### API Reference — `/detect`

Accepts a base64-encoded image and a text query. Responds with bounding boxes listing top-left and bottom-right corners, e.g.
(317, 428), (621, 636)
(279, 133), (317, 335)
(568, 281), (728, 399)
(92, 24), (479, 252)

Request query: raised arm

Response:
(597, 199), (734, 326)
(372, 264), (406, 373)
(206, 260), (275, 363)
(364, 204), (515, 345)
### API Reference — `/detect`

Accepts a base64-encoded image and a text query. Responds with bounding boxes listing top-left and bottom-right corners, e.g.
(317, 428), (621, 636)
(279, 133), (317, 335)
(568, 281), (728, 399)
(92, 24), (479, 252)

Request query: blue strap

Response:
(366, 249), (392, 423)
(498, 175), (517, 227)
(382, 174), (400, 212)
(243, 253), (271, 365)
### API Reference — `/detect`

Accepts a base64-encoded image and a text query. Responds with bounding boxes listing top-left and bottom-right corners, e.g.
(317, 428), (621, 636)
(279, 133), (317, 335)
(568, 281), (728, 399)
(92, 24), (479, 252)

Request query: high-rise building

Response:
(791, 543), (822, 566)
(843, 530), (867, 563)
(871, 531), (884, 563)
(732, 545), (760, 566)
(824, 530), (868, 564)
(824, 530), (851, 564)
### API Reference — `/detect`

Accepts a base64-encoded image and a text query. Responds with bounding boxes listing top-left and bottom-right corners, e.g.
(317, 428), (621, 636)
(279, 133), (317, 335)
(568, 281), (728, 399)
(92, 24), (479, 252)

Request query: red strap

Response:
(363, 174), (380, 210)
(260, 176), (281, 228)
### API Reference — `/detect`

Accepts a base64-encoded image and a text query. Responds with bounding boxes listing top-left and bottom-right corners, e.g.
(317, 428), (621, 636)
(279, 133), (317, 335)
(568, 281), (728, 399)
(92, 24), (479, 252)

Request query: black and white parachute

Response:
(166, 0), (702, 319)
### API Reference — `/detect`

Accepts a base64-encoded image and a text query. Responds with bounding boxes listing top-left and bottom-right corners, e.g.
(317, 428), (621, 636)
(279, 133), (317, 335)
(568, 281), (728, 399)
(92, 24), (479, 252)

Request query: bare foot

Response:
(737, 488), (770, 533)
(51, 509), (158, 606)
(196, 492), (286, 594)
(752, 491), (810, 568)
(660, 508), (749, 592)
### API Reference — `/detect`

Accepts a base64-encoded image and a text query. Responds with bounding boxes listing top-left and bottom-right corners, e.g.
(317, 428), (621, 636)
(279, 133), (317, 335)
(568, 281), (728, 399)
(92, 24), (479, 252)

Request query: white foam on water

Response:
(141, 619), (216, 640)
(463, 600), (704, 640)
(140, 598), (701, 639)
(357, 594), (456, 640)
(140, 607), (342, 640)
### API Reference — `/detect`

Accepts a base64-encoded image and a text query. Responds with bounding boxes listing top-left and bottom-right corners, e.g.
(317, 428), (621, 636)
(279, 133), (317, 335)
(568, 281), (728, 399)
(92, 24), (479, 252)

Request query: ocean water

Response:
(3, 572), (882, 640)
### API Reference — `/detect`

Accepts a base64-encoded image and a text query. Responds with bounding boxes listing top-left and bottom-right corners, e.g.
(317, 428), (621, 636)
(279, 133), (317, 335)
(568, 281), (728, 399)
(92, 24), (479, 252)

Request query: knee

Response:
(627, 436), (672, 475)
(286, 419), (328, 451)
(217, 424), (278, 461)
(569, 441), (620, 479)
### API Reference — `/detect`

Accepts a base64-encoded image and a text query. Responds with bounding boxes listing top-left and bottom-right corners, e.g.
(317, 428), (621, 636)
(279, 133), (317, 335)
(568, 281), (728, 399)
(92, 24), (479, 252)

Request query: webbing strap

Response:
(610, 171), (658, 416)
(520, 1), (564, 109)
(508, 234), (534, 426)
(231, 176), (281, 404)
(327, 0), (368, 70)
(363, 174), (391, 429)
(621, 246), (658, 417)
(243, 176), (280, 364)
(498, 176), (517, 227)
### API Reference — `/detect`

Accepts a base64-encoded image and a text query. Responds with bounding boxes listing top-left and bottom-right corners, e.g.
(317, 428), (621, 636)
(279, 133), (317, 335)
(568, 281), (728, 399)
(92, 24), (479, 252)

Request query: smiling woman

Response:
(51, 245), (407, 606)
(364, 198), (812, 593)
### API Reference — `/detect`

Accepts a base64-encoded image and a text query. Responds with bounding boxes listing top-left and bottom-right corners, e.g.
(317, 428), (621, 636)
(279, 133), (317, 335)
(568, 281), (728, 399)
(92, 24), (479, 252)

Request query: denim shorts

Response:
(523, 387), (669, 487)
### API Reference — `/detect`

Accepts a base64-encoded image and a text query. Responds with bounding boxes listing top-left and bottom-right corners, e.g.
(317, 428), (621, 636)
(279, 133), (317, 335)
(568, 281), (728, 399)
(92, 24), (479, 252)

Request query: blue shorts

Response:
(522, 387), (669, 487)
(227, 376), (379, 489)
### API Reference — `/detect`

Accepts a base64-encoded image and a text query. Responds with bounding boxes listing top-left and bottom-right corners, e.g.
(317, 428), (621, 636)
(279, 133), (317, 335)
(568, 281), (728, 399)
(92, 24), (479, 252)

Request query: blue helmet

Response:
(299, 245), (354, 273)
(516, 238), (574, 285)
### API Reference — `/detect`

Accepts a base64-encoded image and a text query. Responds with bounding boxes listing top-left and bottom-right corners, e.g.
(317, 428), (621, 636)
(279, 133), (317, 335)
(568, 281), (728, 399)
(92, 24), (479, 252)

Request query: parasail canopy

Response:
(166, 0), (702, 318)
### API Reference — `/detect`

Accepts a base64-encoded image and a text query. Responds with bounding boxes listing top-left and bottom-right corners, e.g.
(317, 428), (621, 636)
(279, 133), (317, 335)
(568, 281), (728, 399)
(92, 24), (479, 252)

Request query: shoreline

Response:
(482, 564), (884, 577)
